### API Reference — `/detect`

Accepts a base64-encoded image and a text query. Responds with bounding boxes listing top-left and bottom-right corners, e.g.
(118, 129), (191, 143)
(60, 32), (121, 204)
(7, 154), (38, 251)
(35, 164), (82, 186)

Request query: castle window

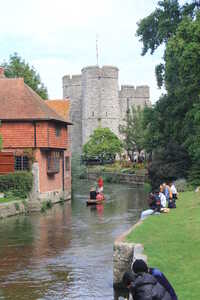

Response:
(106, 112), (108, 117)
(92, 112), (94, 117)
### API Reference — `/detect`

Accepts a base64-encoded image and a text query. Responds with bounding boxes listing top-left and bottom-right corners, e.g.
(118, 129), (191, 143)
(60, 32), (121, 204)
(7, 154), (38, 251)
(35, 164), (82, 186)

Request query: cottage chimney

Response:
(0, 67), (5, 78)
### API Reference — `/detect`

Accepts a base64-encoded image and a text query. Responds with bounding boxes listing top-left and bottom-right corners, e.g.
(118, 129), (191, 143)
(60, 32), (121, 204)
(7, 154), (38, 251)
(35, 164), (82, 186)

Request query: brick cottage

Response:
(0, 67), (72, 201)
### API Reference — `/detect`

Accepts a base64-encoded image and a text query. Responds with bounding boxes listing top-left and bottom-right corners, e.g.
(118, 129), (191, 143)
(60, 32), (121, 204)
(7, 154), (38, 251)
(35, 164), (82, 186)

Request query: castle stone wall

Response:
(63, 65), (151, 153)
(82, 66), (101, 145)
(98, 66), (120, 138)
(63, 74), (82, 153)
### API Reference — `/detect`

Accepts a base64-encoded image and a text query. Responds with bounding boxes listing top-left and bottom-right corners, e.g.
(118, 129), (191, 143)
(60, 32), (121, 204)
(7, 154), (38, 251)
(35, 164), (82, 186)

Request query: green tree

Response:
(83, 127), (123, 161)
(136, 0), (199, 56)
(2, 53), (48, 99)
(119, 106), (145, 161)
(137, 2), (200, 185)
(136, 0), (200, 88)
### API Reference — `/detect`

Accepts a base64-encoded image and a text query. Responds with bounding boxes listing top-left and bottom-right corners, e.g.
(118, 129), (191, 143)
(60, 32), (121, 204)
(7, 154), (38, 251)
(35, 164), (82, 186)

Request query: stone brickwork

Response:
(113, 221), (147, 286)
(63, 65), (151, 153)
(86, 171), (148, 185)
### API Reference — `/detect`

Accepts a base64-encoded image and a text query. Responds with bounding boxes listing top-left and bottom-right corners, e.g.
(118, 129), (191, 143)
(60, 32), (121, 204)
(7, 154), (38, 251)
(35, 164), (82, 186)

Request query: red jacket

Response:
(98, 178), (104, 187)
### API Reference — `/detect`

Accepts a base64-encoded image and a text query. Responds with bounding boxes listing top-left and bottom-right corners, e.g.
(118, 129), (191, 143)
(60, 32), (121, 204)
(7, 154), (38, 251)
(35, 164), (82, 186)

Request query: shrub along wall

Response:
(0, 171), (33, 198)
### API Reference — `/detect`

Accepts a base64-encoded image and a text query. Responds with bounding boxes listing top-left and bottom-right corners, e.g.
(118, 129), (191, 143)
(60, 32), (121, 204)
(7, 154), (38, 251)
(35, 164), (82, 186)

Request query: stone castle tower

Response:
(63, 65), (151, 153)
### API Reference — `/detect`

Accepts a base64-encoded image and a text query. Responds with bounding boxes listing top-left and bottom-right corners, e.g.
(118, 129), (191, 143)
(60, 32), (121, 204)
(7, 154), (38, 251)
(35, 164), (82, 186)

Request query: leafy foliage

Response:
(83, 127), (123, 161)
(2, 53), (48, 99)
(0, 171), (33, 198)
(148, 142), (190, 189)
(136, 0), (199, 56)
(137, 2), (200, 186)
(119, 106), (145, 161)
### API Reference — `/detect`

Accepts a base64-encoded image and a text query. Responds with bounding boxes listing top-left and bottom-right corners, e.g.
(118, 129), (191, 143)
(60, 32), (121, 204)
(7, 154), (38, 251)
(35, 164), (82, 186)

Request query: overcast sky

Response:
(0, 0), (166, 103)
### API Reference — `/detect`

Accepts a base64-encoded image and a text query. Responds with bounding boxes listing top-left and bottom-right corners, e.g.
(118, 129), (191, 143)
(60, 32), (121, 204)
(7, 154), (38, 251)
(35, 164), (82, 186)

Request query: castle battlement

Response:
(63, 74), (82, 86)
(135, 85), (149, 98)
(62, 65), (151, 153)
(81, 65), (118, 79)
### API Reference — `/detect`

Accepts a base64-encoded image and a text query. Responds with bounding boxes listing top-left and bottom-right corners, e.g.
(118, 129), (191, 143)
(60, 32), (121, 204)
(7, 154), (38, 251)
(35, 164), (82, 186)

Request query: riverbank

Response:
(0, 193), (71, 218)
(126, 191), (200, 300)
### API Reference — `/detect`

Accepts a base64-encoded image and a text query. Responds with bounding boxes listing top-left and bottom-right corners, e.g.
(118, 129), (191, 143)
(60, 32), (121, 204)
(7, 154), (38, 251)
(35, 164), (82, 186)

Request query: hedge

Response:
(0, 171), (33, 198)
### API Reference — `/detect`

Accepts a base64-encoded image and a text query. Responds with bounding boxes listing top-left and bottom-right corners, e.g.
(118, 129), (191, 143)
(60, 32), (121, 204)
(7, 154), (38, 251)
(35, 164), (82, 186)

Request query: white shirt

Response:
(159, 192), (167, 208)
(171, 184), (177, 194)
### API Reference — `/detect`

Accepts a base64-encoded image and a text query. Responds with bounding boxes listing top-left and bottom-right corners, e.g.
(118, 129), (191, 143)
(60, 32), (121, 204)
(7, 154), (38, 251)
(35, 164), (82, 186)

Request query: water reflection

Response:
(0, 181), (147, 299)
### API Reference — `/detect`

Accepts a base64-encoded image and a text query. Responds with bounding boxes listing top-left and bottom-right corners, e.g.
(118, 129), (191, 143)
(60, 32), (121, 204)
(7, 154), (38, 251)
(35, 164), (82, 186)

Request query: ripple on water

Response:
(0, 182), (147, 299)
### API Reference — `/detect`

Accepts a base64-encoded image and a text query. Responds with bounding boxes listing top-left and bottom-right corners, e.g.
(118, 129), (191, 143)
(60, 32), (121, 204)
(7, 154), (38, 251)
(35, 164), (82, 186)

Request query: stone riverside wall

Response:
(0, 201), (26, 219)
(113, 221), (147, 286)
(0, 194), (71, 219)
(86, 171), (148, 185)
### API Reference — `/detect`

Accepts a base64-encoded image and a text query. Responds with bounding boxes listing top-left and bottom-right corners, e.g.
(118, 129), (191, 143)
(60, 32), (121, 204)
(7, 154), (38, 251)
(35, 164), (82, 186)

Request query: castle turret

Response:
(119, 85), (151, 121)
(81, 65), (120, 145)
(62, 74), (82, 153)
(62, 66), (151, 153)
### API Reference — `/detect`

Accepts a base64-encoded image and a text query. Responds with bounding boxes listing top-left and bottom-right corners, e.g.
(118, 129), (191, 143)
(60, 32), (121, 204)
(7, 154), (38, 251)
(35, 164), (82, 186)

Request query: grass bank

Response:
(126, 191), (200, 300)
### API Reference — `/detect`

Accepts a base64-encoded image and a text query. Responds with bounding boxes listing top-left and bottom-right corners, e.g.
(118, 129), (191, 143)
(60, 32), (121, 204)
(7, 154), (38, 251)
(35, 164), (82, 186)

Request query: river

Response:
(0, 181), (147, 300)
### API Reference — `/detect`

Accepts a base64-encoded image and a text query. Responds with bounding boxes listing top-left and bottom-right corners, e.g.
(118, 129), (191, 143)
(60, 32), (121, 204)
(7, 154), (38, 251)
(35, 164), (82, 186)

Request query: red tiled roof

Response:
(0, 77), (71, 124)
(46, 99), (71, 122)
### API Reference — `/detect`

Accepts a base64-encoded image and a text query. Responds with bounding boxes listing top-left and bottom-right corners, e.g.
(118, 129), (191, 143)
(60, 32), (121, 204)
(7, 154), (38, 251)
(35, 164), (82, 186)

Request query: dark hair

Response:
(122, 271), (135, 287)
(132, 259), (148, 273)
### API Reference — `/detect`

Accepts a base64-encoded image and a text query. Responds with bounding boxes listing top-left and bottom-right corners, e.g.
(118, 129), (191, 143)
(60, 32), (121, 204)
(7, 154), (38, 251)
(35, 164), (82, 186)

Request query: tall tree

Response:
(136, 0), (200, 89)
(137, 1), (200, 185)
(136, 0), (199, 56)
(2, 53), (48, 99)
(119, 106), (145, 161)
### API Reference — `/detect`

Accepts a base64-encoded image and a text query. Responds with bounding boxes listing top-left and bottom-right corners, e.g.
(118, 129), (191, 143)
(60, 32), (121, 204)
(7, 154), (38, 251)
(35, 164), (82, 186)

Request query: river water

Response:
(0, 181), (147, 300)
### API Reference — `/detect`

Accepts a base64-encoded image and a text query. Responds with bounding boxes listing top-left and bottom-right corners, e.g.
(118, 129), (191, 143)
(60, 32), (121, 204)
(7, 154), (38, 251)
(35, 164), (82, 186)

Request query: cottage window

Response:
(65, 157), (70, 171)
(55, 126), (61, 137)
(47, 151), (60, 174)
(15, 156), (29, 171)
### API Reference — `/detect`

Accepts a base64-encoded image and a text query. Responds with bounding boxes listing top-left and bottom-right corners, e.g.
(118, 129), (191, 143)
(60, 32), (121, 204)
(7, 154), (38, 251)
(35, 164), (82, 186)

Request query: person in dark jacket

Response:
(122, 270), (172, 300)
(132, 260), (177, 300)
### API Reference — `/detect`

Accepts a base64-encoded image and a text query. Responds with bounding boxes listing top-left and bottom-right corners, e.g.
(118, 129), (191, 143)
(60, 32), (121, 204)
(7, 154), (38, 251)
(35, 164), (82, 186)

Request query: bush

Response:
(0, 172), (33, 198)
(102, 173), (121, 183)
(41, 199), (53, 212)
(143, 182), (151, 193)
(174, 179), (193, 192)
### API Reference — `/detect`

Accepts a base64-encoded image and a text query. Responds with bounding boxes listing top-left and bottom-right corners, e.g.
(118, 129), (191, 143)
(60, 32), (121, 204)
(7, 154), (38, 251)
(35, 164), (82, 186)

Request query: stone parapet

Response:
(0, 201), (26, 218)
(86, 171), (148, 185)
(113, 221), (147, 286)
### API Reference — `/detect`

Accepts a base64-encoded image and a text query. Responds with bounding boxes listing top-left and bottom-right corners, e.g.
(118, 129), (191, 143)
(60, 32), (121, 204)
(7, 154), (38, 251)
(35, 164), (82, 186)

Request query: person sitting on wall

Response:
(90, 186), (97, 200)
(122, 266), (172, 300)
(132, 260), (177, 300)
